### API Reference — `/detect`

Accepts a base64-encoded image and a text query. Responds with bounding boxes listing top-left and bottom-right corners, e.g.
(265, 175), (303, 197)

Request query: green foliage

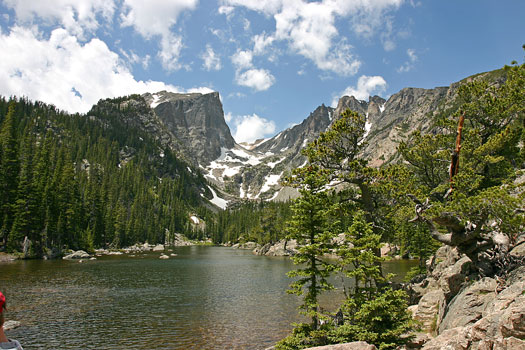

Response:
(331, 288), (415, 350)
(338, 212), (387, 301)
(0, 96), (212, 256)
(394, 58), (525, 257)
(207, 200), (292, 244)
(280, 113), (417, 348)
(285, 165), (338, 329)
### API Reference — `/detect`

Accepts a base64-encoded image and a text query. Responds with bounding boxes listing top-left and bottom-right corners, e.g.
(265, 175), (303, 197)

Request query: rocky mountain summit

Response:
(143, 91), (236, 166)
(89, 69), (503, 209)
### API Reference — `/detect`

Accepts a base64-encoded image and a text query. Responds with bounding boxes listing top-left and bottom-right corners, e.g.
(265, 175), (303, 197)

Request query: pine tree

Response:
(284, 165), (338, 331)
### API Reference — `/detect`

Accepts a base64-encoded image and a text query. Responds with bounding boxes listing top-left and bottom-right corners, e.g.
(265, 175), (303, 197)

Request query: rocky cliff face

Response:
(143, 91), (236, 166)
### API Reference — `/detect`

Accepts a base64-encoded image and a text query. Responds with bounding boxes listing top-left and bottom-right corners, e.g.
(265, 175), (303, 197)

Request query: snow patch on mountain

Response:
(259, 172), (283, 195)
(267, 157), (285, 169)
(206, 185), (229, 209)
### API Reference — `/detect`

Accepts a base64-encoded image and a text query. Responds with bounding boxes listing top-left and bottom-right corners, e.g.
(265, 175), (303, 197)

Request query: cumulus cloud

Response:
(235, 69), (275, 91)
(221, 0), (403, 76)
(397, 48), (418, 73)
(0, 26), (212, 113)
(229, 113), (277, 143)
(333, 75), (387, 106)
(231, 50), (254, 69)
(121, 0), (198, 71)
(3, 0), (116, 38)
(231, 49), (275, 91)
(201, 44), (222, 71)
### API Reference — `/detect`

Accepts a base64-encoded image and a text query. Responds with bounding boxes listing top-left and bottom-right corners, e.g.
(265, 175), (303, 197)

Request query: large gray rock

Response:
(510, 242), (525, 257)
(304, 342), (377, 350)
(264, 239), (299, 256)
(63, 250), (91, 260)
(420, 266), (525, 349)
(437, 256), (472, 301)
(438, 277), (498, 333)
(152, 244), (165, 252)
(413, 289), (446, 334)
(421, 327), (471, 350)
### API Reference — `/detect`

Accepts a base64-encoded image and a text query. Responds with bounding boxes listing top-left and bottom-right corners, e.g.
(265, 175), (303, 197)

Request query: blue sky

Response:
(0, 1), (523, 143)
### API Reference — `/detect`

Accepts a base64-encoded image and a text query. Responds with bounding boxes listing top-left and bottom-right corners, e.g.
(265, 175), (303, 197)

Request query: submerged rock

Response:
(3, 320), (21, 331)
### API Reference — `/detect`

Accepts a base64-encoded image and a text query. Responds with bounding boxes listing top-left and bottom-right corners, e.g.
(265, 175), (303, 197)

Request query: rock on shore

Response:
(405, 245), (525, 349)
(63, 250), (92, 260)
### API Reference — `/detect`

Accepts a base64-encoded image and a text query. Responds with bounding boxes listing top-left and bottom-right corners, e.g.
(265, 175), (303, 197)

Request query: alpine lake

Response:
(1, 246), (417, 350)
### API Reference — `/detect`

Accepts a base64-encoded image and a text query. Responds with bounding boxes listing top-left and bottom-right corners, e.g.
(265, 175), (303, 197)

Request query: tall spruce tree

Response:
(284, 164), (338, 331)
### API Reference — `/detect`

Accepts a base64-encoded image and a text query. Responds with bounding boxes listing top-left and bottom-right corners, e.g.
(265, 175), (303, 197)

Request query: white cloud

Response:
(252, 32), (275, 55)
(397, 48), (418, 73)
(201, 44), (222, 71)
(333, 75), (387, 106)
(0, 26), (212, 114)
(235, 68), (275, 91)
(231, 50), (254, 69)
(3, 0), (116, 38)
(221, 0), (403, 76)
(229, 113), (277, 143)
(121, 0), (198, 71)
(231, 49), (275, 91)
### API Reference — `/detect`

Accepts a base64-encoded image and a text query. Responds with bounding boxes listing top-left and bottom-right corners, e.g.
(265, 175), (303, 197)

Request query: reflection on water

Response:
(0, 246), (417, 350)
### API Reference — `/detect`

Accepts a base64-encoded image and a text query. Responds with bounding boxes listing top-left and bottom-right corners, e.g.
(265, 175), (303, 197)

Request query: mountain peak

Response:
(143, 91), (235, 167)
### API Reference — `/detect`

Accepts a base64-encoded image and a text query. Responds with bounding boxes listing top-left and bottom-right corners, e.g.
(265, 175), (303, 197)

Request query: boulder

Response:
(265, 239), (299, 256)
(418, 265), (525, 349)
(159, 254), (169, 259)
(437, 256), (472, 301)
(380, 243), (399, 257)
(421, 327), (471, 350)
(171, 233), (194, 246)
(304, 342), (377, 350)
(63, 250), (91, 260)
(510, 242), (525, 257)
(429, 246), (461, 278)
(413, 289), (446, 334)
(405, 332), (432, 349)
(438, 277), (497, 333)
(3, 320), (21, 331)
(152, 244), (165, 252)
(254, 243), (272, 255)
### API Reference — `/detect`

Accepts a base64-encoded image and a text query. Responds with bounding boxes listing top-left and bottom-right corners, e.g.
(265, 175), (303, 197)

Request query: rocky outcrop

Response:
(232, 241), (258, 250)
(438, 277), (498, 333)
(145, 91), (235, 167)
(63, 250), (92, 260)
(412, 289), (446, 333)
(406, 246), (525, 349)
(254, 239), (299, 256)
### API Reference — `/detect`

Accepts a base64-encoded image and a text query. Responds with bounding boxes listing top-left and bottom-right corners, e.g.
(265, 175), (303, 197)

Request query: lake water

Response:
(0, 246), (417, 350)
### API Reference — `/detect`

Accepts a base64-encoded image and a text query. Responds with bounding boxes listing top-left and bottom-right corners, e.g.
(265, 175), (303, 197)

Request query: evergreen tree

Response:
(282, 164), (338, 333)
